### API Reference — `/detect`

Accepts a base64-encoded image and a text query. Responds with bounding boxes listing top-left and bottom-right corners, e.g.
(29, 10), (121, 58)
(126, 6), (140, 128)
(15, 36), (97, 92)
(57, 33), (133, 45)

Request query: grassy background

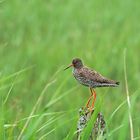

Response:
(0, 0), (140, 139)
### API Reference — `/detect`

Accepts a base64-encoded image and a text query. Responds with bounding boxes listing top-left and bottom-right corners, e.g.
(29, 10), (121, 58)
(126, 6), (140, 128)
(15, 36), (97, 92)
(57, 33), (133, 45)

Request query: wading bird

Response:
(64, 58), (119, 111)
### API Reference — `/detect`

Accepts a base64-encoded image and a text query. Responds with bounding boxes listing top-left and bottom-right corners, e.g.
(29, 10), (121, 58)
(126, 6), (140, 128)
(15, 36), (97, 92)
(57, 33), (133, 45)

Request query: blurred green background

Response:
(0, 0), (140, 139)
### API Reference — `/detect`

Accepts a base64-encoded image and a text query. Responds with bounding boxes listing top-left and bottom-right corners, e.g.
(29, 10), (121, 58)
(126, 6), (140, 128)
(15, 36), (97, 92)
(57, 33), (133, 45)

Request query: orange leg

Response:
(91, 89), (96, 109)
(86, 88), (93, 108)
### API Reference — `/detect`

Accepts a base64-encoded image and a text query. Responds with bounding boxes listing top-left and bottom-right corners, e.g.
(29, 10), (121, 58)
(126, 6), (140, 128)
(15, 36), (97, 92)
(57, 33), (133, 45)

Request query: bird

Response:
(64, 58), (119, 111)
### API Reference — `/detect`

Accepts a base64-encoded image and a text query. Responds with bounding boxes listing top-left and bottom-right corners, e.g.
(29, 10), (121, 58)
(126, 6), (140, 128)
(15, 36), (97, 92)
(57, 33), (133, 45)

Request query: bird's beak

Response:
(64, 64), (73, 70)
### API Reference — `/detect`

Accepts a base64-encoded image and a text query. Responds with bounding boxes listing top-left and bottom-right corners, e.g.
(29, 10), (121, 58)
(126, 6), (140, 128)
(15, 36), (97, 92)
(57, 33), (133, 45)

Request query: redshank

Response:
(64, 58), (119, 110)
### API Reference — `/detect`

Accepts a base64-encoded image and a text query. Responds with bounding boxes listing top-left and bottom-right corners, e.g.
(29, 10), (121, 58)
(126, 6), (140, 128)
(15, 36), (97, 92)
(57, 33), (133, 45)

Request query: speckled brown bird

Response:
(64, 58), (119, 110)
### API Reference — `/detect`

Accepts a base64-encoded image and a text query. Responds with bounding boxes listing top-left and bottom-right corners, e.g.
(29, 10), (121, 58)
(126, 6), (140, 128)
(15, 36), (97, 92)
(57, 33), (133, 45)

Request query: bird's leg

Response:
(86, 88), (93, 108)
(91, 89), (96, 109)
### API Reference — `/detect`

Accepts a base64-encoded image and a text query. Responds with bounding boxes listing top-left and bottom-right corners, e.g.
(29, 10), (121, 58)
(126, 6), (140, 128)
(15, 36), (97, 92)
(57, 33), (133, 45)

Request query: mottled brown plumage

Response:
(64, 58), (119, 110)
(73, 66), (119, 88)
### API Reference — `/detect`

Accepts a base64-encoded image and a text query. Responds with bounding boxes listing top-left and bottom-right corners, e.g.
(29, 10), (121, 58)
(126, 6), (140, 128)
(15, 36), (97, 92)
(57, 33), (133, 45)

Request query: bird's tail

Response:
(116, 81), (120, 85)
(95, 82), (120, 87)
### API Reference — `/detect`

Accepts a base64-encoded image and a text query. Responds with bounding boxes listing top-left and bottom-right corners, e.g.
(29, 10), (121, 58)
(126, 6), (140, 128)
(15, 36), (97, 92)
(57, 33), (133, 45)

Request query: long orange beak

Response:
(64, 64), (73, 70)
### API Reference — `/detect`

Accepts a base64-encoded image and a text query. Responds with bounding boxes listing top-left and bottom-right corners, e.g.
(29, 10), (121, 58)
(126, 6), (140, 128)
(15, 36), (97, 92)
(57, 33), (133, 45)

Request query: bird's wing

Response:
(80, 67), (116, 84)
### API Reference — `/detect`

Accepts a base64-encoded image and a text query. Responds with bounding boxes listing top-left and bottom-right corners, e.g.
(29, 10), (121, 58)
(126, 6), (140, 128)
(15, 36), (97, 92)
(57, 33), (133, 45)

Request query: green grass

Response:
(0, 0), (140, 139)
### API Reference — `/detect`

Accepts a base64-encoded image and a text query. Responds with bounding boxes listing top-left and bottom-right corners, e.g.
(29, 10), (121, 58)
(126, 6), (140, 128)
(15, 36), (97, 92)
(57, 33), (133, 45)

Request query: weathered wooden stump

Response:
(77, 107), (106, 140)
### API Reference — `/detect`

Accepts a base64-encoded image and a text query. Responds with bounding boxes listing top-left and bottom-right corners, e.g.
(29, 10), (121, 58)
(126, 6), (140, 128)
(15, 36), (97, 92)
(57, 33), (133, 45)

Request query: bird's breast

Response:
(72, 68), (90, 87)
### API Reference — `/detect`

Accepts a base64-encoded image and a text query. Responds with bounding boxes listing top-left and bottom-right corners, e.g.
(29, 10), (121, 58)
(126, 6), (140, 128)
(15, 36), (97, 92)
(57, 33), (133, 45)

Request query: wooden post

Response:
(77, 107), (106, 140)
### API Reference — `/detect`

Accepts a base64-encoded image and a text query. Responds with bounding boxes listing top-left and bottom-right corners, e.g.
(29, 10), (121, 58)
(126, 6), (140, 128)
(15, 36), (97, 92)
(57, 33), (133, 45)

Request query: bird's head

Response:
(64, 58), (83, 70)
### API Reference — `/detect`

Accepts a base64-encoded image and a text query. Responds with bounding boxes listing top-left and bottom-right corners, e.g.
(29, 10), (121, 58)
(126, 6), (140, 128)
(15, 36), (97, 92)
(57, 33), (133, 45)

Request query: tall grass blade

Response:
(39, 128), (56, 140)
(63, 118), (77, 140)
(17, 79), (56, 140)
(3, 74), (18, 105)
(0, 65), (35, 83)
(36, 115), (64, 133)
(124, 49), (134, 140)
(45, 86), (78, 109)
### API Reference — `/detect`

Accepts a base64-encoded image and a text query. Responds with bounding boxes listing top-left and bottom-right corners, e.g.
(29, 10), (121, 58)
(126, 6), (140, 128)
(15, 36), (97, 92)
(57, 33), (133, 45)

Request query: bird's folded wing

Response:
(80, 67), (116, 84)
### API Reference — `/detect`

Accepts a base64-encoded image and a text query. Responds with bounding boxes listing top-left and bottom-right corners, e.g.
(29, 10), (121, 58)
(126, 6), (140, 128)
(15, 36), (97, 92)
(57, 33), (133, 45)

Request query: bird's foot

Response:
(86, 106), (94, 113)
